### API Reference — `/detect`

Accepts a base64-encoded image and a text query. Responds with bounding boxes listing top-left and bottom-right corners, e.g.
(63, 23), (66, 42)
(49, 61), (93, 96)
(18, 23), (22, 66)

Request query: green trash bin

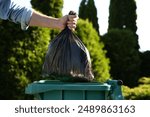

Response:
(25, 80), (124, 100)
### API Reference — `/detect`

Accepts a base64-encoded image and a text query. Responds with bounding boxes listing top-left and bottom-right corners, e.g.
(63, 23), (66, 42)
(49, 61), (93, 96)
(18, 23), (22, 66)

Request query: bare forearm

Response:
(29, 10), (64, 30)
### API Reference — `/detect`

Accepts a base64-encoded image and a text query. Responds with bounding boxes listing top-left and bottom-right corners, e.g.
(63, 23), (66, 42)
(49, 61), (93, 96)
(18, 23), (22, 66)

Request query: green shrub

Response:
(122, 77), (150, 100)
(122, 84), (150, 100)
(139, 51), (150, 77)
(0, 22), (50, 99)
(0, 0), (63, 99)
(102, 29), (141, 87)
(76, 19), (110, 82)
(138, 77), (150, 84)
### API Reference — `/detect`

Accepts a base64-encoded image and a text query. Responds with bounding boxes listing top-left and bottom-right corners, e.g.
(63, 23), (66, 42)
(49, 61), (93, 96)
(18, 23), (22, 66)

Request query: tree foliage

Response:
(139, 51), (150, 77)
(0, 20), (50, 99)
(0, 0), (63, 99)
(31, 0), (63, 17)
(31, 0), (63, 39)
(102, 29), (141, 87)
(76, 19), (110, 82)
(109, 0), (137, 33)
(108, 0), (139, 48)
(79, 0), (100, 35)
(122, 77), (150, 100)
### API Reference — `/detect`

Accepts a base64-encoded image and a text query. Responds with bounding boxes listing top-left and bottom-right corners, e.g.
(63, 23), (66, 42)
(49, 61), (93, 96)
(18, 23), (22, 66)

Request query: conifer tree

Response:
(140, 51), (150, 77)
(109, 0), (137, 33)
(79, 0), (100, 35)
(103, 0), (141, 87)
(102, 29), (141, 87)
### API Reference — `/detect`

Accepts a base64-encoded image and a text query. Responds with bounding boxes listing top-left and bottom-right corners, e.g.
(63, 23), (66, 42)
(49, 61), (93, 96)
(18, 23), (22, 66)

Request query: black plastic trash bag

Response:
(42, 12), (94, 82)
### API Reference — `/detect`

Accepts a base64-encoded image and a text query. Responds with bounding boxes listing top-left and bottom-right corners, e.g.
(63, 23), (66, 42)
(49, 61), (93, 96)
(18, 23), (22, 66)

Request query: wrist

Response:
(48, 18), (64, 30)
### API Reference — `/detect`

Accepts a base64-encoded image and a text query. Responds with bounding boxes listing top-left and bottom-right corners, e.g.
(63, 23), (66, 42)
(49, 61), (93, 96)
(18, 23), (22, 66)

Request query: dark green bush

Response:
(102, 29), (141, 87)
(139, 51), (150, 77)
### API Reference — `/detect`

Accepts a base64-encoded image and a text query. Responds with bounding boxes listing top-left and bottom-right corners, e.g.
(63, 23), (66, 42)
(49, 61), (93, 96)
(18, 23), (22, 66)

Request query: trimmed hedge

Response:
(122, 77), (150, 100)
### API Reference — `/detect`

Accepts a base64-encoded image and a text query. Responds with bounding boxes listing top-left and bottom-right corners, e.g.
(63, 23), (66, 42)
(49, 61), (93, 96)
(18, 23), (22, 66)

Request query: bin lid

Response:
(25, 80), (111, 94)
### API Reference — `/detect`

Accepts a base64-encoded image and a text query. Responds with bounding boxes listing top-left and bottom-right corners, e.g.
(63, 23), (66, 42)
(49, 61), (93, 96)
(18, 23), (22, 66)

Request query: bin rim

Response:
(25, 80), (111, 94)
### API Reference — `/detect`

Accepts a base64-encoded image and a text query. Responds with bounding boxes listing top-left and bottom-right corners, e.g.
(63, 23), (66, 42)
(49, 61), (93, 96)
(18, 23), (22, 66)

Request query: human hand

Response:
(67, 14), (78, 31)
(59, 13), (78, 31)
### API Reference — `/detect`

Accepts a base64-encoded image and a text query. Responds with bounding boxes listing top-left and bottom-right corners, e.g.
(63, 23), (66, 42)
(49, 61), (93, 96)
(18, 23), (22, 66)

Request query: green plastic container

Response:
(25, 80), (123, 100)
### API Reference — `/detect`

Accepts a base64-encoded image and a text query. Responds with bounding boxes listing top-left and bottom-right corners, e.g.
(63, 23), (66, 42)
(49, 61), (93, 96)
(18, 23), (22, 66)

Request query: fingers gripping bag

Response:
(42, 11), (94, 82)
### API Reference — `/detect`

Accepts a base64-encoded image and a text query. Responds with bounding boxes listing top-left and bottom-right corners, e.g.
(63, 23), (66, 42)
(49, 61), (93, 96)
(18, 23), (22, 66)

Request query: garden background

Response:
(0, 0), (149, 100)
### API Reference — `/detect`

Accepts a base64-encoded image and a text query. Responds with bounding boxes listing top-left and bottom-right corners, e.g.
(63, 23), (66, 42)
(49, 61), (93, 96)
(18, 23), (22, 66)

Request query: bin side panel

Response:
(43, 90), (62, 100)
(63, 90), (85, 100)
(85, 91), (106, 100)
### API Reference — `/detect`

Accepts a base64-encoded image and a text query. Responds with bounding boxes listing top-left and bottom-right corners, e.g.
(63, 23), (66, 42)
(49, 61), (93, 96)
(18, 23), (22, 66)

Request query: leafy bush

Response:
(122, 77), (150, 100)
(0, 0), (63, 99)
(0, 21), (50, 99)
(139, 51), (150, 77)
(138, 77), (150, 85)
(76, 19), (110, 82)
(102, 29), (141, 87)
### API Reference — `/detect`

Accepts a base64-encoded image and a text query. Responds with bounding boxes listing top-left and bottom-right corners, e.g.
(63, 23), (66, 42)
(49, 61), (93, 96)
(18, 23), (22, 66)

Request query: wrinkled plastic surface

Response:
(42, 27), (94, 82)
